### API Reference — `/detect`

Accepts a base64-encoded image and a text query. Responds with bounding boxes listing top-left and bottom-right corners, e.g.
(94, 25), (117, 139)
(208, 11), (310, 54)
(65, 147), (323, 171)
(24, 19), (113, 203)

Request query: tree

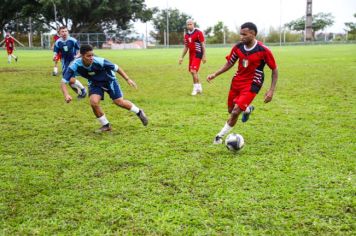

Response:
(344, 13), (356, 40)
(0, 0), (40, 31)
(205, 22), (239, 44)
(285, 12), (334, 40)
(36, 0), (155, 33)
(151, 8), (193, 45)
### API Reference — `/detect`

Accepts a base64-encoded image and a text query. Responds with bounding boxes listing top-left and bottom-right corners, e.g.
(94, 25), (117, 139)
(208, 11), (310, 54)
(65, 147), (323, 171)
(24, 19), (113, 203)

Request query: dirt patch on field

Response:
(0, 68), (24, 73)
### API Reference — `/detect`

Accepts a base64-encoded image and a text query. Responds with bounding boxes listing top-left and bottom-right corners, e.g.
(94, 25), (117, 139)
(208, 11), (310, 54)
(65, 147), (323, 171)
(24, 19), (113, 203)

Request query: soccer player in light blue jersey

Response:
(61, 44), (148, 132)
(54, 26), (86, 98)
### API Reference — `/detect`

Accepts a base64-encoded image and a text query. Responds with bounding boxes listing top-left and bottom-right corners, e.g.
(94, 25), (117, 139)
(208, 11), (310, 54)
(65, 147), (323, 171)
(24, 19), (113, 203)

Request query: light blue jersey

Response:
(63, 57), (122, 100)
(54, 36), (80, 75)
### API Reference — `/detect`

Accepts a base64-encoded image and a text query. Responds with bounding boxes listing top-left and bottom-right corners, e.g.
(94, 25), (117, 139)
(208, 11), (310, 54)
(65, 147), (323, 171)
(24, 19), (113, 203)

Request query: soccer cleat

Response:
(137, 109), (148, 126)
(191, 89), (198, 96)
(15, 57), (18, 62)
(213, 135), (223, 144)
(52, 71), (58, 76)
(241, 105), (255, 123)
(96, 123), (112, 133)
(77, 88), (87, 99)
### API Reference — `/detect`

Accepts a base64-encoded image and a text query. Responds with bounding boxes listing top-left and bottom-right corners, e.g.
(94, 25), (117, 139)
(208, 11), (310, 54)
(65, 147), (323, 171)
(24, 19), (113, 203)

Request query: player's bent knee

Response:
(113, 97), (125, 107)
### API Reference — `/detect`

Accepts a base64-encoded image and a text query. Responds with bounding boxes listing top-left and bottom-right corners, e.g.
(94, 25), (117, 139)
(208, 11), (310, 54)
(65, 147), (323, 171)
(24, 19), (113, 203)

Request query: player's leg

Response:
(239, 88), (256, 123)
(63, 62), (87, 98)
(11, 53), (18, 62)
(109, 80), (148, 126)
(53, 57), (59, 76)
(90, 89), (112, 132)
(7, 50), (12, 63)
(189, 57), (202, 95)
(214, 86), (257, 144)
(213, 89), (238, 144)
(241, 105), (255, 122)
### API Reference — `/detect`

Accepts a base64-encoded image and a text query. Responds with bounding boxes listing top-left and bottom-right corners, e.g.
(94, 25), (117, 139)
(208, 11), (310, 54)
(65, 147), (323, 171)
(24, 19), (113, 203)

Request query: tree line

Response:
(0, 0), (155, 33)
(1, 1), (355, 44)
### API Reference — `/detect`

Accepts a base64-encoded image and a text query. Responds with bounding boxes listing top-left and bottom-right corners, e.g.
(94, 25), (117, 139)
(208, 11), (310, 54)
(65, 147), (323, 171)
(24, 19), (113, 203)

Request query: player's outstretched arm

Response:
(179, 46), (188, 65)
(207, 62), (234, 83)
(264, 68), (278, 103)
(60, 78), (75, 103)
(202, 42), (207, 64)
(117, 67), (137, 89)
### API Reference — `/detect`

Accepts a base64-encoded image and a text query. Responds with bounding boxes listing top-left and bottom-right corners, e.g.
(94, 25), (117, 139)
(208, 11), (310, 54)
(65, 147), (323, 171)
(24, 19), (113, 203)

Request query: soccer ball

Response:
(225, 133), (244, 151)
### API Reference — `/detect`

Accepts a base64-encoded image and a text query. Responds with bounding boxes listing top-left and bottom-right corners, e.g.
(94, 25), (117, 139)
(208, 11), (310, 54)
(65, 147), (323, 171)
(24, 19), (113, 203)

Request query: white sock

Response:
(130, 104), (140, 114)
(69, 83), (78, 92)
(54, 67), (58, 73)
(217, 122), (233, 138)
(194, 83), (199, 91)
(74, 79), (85, 89)
(8, 55), (11, 63)
(11, 54), (16, 59)
(97, 115), (109, 126)
(244, 106), (251, 114)
(198, 83), (202, 91)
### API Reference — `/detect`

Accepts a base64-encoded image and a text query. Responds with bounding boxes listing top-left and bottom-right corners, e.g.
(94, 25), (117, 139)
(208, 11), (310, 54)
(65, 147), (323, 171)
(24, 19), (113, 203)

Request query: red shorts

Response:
(228, 82), (257, 111)
(189, 56), (202, 72)
(7, 48), (13, 55)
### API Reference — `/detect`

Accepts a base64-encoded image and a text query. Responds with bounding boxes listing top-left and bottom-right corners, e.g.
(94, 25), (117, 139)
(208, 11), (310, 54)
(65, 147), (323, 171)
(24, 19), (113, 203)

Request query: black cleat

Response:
(96, 123), (112, 133)
(137, 110), (148, 126)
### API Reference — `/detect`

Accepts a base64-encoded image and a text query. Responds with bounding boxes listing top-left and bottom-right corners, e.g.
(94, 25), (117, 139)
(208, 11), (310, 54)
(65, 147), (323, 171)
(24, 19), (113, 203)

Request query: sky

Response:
(135, 0), (356, 35)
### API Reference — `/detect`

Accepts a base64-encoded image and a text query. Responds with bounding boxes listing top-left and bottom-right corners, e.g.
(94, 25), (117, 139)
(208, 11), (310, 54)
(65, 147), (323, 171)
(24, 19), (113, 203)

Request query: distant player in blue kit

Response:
(61, 44), (148, 132)
(54, 26), (86, 98)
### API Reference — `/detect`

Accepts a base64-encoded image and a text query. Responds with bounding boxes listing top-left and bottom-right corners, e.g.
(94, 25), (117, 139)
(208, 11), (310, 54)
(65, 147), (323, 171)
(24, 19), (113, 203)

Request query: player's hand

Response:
(127, 79), (137, 89)
(264, 89), (274, 103)
(52, 56), (57, 62)
(178, 57), (183, 65)
(65, 94), (72, 103)
(202, 57), (206, 64)
(206, 73), (216, 83)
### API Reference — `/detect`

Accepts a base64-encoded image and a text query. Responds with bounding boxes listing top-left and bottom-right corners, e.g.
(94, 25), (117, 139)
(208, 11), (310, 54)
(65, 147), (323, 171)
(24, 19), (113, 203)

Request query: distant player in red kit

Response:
(179, 19), (206, 95)
(4, 32), (18, 63)
(52, 29), (61, 76)
(207, 22), (278, 144)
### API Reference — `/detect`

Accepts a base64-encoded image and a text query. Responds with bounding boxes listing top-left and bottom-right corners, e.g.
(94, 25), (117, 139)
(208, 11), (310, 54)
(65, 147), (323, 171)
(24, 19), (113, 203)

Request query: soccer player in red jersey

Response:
(52, 29), (61, 76)
(4, 32), (18, 63)
(207, 22), (278, 144)
(179, 19), (206, 95)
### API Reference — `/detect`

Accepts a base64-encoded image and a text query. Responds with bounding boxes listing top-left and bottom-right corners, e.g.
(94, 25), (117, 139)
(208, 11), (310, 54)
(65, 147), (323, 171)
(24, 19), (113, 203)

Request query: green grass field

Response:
(0, 44), (355, 235)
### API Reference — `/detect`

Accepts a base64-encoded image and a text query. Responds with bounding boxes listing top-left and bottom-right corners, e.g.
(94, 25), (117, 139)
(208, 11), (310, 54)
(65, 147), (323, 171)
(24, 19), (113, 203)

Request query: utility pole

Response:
(166, 3), (169, 48)
(279, 0), (282, 46)
(305, 0), (313, 41)
(28, 17), (33, 48)
(53, 1), (57, 27)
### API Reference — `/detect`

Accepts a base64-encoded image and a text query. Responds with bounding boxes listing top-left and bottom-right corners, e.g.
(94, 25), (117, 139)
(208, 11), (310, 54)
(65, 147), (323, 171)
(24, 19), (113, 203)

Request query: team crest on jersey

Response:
(242, 59), (249, 68)
(88, 71), (95, 76)
(188, 37), (192, 43)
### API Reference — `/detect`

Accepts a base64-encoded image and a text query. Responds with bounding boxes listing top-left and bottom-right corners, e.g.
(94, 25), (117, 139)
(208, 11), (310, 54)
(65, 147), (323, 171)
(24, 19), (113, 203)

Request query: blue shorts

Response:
(61, 60), (72, 77)
(89, 80), (123, 100)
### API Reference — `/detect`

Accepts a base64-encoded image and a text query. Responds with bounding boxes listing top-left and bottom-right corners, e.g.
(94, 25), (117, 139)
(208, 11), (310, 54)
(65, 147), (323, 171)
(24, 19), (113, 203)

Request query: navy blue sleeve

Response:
(103, 59), (119, 71)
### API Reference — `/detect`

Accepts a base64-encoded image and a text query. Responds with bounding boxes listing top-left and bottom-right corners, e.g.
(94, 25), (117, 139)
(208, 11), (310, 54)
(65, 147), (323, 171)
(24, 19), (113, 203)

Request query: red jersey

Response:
(184, 29), (205, 59)
(5, 36), (15, 50)
(53, 34), (60, 42)
(226, 41), (277, 93)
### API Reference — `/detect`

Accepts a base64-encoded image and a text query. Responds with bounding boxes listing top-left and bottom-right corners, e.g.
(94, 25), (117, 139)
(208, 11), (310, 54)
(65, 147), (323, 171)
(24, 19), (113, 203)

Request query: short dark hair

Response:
(59, 26), (67, 31)
(80, 44), (93, 55)
(241, 22), (258, 35)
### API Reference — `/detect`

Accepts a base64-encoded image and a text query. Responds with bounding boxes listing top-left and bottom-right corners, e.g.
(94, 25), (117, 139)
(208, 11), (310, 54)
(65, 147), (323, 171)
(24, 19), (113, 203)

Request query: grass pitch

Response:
(0, 44), (355, 234)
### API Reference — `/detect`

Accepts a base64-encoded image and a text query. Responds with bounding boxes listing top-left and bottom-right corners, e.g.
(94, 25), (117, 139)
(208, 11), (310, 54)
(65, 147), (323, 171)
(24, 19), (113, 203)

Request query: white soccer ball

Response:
(225, 133), (245, 151)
